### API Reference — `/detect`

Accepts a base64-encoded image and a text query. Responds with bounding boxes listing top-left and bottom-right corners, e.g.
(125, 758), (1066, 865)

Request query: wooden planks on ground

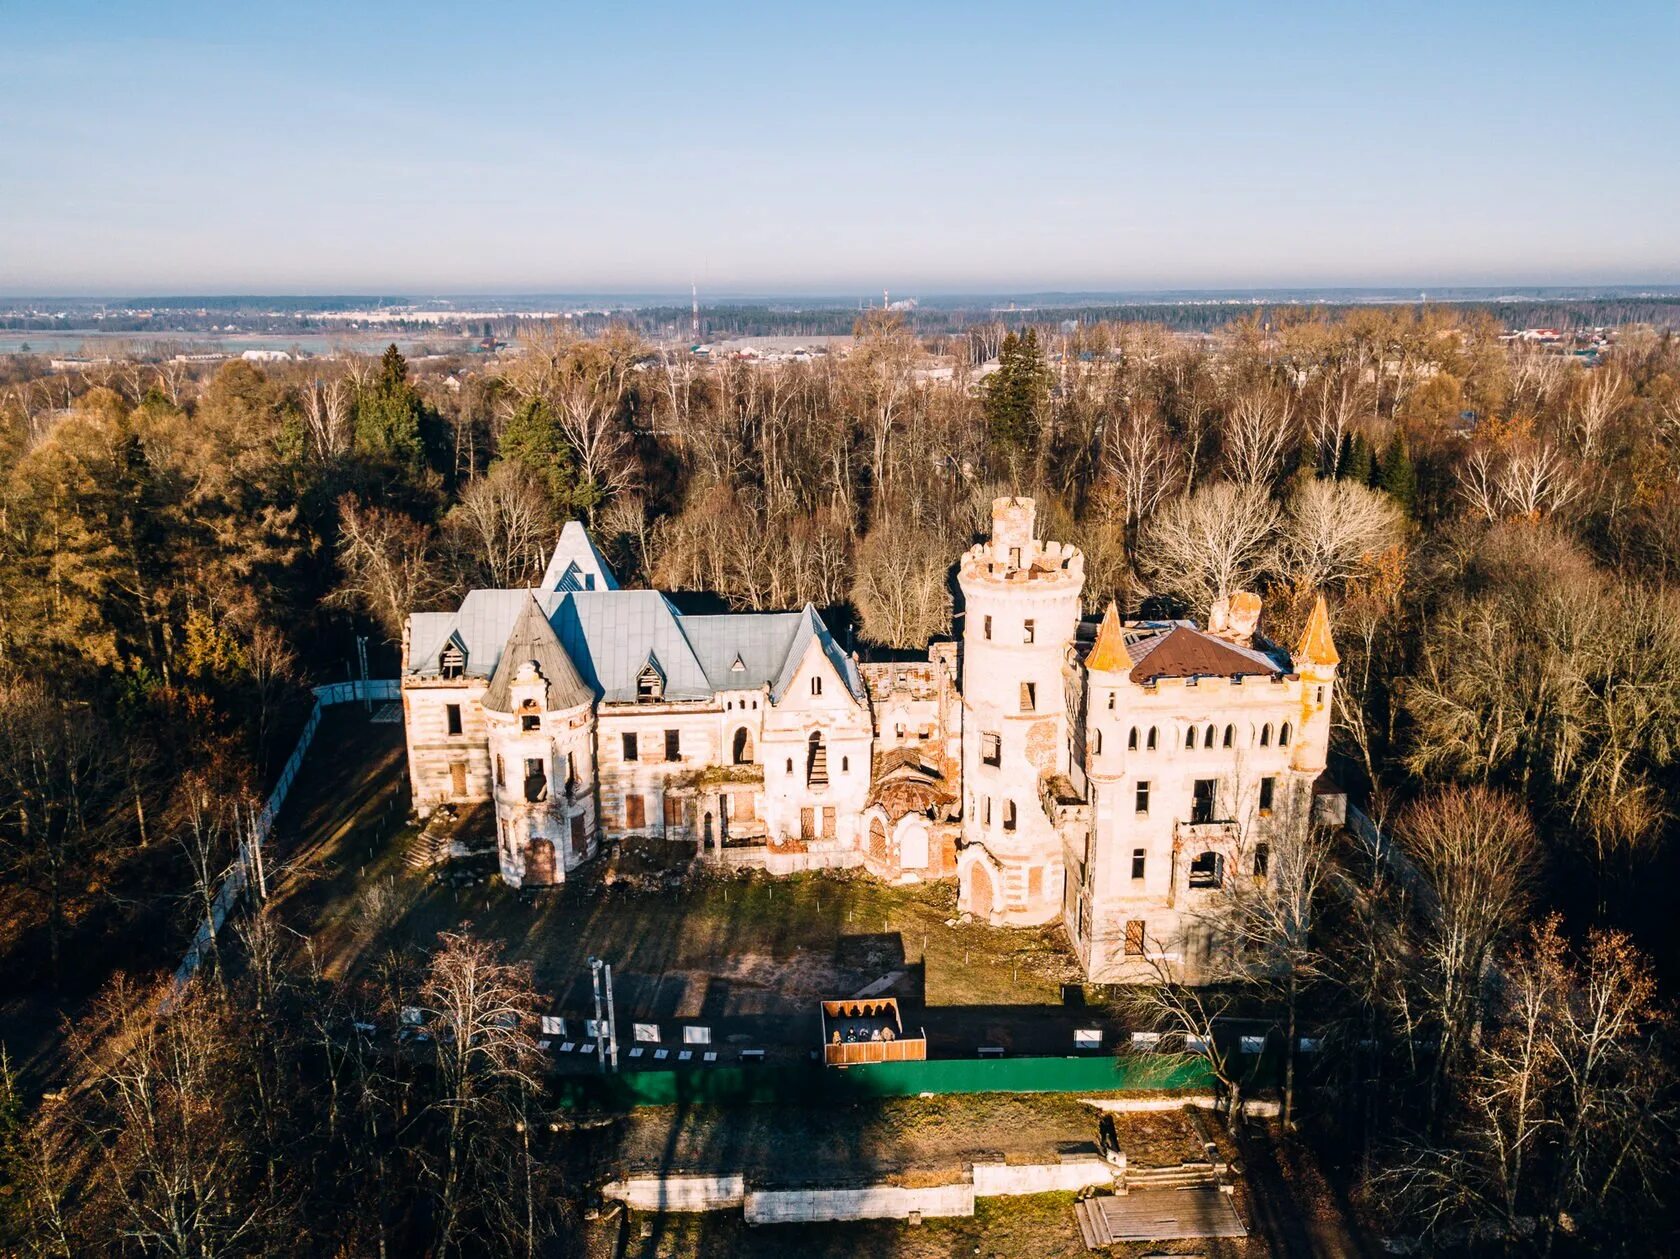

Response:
(1075, 1187), (1246, 1249)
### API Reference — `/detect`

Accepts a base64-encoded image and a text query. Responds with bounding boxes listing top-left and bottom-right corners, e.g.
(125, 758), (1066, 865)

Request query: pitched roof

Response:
(539, 520), (620, 593)
(1293, 594), (1340, 667)
(482, 593), (592, 712)
(1128, 625), (1286, 684)
(1084, 601), (1133, 675)
(769, 604), (865, 703)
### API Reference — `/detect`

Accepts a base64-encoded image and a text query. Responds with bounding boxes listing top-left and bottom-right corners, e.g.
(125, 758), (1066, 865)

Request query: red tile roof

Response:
(1129, 625), (1284, 684)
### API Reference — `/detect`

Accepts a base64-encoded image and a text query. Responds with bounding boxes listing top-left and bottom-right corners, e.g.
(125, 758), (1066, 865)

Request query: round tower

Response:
(486, 662), (597, 888)
(956, 497), (1085, 925)
(1291, 595), (1339, 777)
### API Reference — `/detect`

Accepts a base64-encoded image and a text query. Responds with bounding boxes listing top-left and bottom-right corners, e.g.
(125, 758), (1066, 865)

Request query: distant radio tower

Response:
(883, 288), (890, 309)
(691, 282), (700, 342)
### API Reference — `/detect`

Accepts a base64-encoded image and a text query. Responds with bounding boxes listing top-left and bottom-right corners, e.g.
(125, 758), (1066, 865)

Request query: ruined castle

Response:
(402, 498), (1340, 981)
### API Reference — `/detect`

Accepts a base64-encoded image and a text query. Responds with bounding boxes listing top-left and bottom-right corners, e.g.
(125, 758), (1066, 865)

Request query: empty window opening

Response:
(1127, 727), (1139, 751)
(1253, 843), (1271, 879)
(811, 675), (823, 697)
(637, 662), (664, 702)
(664, 729), (681, 762)
(1204, 724), (1216, 749)
(524, 757), (547, 803)
(1223, 724), (1235, 748)
(622, 732), (638, 762)
(521, 713), (540, 732)
(494, 755), (505, 788)
(1002, 800), (1017, 831)
(1023, 618), (1036, 644)
(732, 727), (753, 764)
(1280, 721), (1292, 746)
(1146, 726), (1158, 751)
(981, 732), (1002, 767)
(445, 703), (463, 735)
(1189, 851), (1225, 889)
(440, 643), (465, 679)
(1185, 726), (1197, 750)
(1135, 781), (1151, 814)
(1192, 778), (1217, 824)
(1009, 546), (1021, 568)
(1020, 682), (1037, 712)
(841, 755), (849, 772)
(1259, 723), (1272, 747)
(806, 732), (828, 786)
(1107, 691), (1116, 710)
(983, 796), (992, 825)
(1131, 848), (1146, 880)
(1259, 776), (1276, 814)
(983, 614), (993, 640)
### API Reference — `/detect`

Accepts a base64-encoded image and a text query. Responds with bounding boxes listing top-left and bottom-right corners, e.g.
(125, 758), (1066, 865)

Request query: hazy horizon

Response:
(3, 1), (1677, 294)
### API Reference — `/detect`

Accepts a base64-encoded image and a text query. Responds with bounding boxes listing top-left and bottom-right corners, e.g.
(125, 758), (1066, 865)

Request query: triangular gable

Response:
(539, 520), (621, 593)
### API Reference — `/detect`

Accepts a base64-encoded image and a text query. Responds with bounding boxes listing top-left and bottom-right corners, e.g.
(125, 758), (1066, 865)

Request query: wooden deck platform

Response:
(1075, 1188), (1246, 1248)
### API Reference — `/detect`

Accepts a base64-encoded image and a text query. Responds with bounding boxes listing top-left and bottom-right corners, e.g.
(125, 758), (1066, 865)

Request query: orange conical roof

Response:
(1293, 595), (1340, 668)
(1085, 601), (1133, 675)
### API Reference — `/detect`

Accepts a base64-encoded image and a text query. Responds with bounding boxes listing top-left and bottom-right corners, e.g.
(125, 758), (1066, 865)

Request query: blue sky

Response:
(2, 1), (1677, 294)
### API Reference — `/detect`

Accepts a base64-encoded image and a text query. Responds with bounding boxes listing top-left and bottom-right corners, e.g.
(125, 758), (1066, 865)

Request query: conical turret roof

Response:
(1085, 600), (1134, 675)
(483, 592), (594, 711)
(1293, 594), (1340, 668)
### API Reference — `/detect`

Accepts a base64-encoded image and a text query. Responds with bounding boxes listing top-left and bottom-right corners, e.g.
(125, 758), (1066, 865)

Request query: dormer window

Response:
(440, 642), (465, 679)
(637, 661), (664, 702)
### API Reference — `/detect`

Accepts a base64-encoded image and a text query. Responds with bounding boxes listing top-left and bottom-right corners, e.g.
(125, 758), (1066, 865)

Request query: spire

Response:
(483, 592), (593, 711)
(1085, 600), (1133, 675)
(1294, 594), (1340, 668)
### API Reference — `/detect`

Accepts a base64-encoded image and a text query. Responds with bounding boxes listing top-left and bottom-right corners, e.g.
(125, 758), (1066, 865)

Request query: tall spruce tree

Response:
(1377, 432), (1416, 512)
(982, 328), (1049, 455)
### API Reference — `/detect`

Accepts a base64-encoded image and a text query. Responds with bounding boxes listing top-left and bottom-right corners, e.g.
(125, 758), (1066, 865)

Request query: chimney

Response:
(1211, 590), (1261, 644)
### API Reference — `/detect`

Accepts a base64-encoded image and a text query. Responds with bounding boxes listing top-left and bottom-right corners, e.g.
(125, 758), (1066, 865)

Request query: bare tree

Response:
(850, 519), (951, 648)
(332, 496), (442, 643)
(1278, 478), (1405, 592)
(1138, 481), (1278, 611)
(444, 461), (556, 589)
(1101, 402), (1186, 539)
(1221, 388), (1296, 487)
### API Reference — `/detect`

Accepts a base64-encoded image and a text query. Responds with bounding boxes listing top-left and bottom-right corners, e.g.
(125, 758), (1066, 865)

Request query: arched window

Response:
(1204, 724), (1217, 749)
(1146, 726), (1158, 751)
(841, 756), (849, 772)
(1188, 851), (1225, 889)
(785, 758), (793, 773)
(1003, 800), (1017, 831)
(732, 727), (753, 765)
(1223, 724), (1235, 748)
(1184, 727), (1197, 750)
(1280, 721), (1292, 746)
(1259, 723), (1272, 747)
(806, 732), (828, 786)
(811, 676), (823, 697)
(1128, 727), (1139, 751)
(1092, 728), (1103, 754)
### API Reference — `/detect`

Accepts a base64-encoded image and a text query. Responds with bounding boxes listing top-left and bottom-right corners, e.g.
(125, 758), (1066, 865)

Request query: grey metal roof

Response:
(407, 573), (863, 706)
(539, 520), (620, 592)
(482, 593), (593, 711)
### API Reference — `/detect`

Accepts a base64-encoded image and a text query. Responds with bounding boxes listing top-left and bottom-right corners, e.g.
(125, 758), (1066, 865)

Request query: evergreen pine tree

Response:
(982, 328), (1048, 454)
(1377, 432), (1416, 511)
(1338, 431), (1374, 485)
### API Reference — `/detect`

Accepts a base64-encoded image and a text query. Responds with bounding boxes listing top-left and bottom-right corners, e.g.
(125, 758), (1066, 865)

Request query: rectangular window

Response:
(800, 807), (815, 840)
(1192, 778), (1217, 824)
(1253, 843), (1270, 879)
(981, 733), (1001, 767)
(495, 755), (505, 788)
(521, 713), (540, 732)
(625, 794), (645, 829)
(1131, 848), (1146, 880)
(570, 813), (587, 856)
(1020, 682), (1036, 712)
(733, 789), (756, 822)
(1124, 920), (1146, 957)
(1135, 781), (1150, 815)
(983, 614), (993, 640)
(622, 732), (638, 762)
(1259, 776), (1276, 814)
(524, 757), (546, 802)
(983, 796), (992, 825)
(665, 729), (681, 762)
(821, 806), (836, 838)
(1023, 618), (1035, 644)
(450, 761), (467, 797)
(445, 703), (462, 735)
(663, 794), (683, 827)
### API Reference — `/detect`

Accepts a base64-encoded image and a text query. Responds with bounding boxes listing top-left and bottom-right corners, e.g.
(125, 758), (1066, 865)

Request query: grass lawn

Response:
(270, 712), (1103, 1058)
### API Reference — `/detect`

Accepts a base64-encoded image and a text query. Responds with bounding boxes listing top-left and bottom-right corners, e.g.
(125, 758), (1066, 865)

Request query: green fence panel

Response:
(553, 1053), (1221, 1110)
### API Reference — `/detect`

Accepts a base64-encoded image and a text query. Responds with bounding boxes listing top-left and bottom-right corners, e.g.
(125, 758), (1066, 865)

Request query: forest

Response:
(1, 305), (1678, 1255)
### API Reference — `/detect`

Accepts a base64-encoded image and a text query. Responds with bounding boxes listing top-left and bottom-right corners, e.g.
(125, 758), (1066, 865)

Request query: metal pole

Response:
(589, 957), (606, 1073)
(604, 962), (619, 1072)
(357, 635), (371, 713)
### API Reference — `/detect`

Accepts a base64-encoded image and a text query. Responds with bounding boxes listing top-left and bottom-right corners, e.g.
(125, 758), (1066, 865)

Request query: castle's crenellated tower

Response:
(956, 497), (1084, 925)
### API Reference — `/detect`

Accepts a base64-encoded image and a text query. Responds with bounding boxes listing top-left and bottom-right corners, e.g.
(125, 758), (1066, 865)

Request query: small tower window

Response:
(983, 615), (993, 640)
(1146, 726), (1158, 751)
(1020, 682), (1036, 712)
(1127, 727), (1139, 751)
(1260, 723), (1272, 747)
(1223, 724), (1235, 748)
(1280, 722), (1292, 746)
(981, 733), (1002, 766)
(1204, 724), (1216, 749)
(811, 675), (823, 697)
(1091, 728), (1102, 754)
(1106, 691), (1116, 711)
(1002, 800), (1017, 831)
(1184, 727), (1197, 750)
(521, 714), (540, 732)
(1023, 618), (1035, 644)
